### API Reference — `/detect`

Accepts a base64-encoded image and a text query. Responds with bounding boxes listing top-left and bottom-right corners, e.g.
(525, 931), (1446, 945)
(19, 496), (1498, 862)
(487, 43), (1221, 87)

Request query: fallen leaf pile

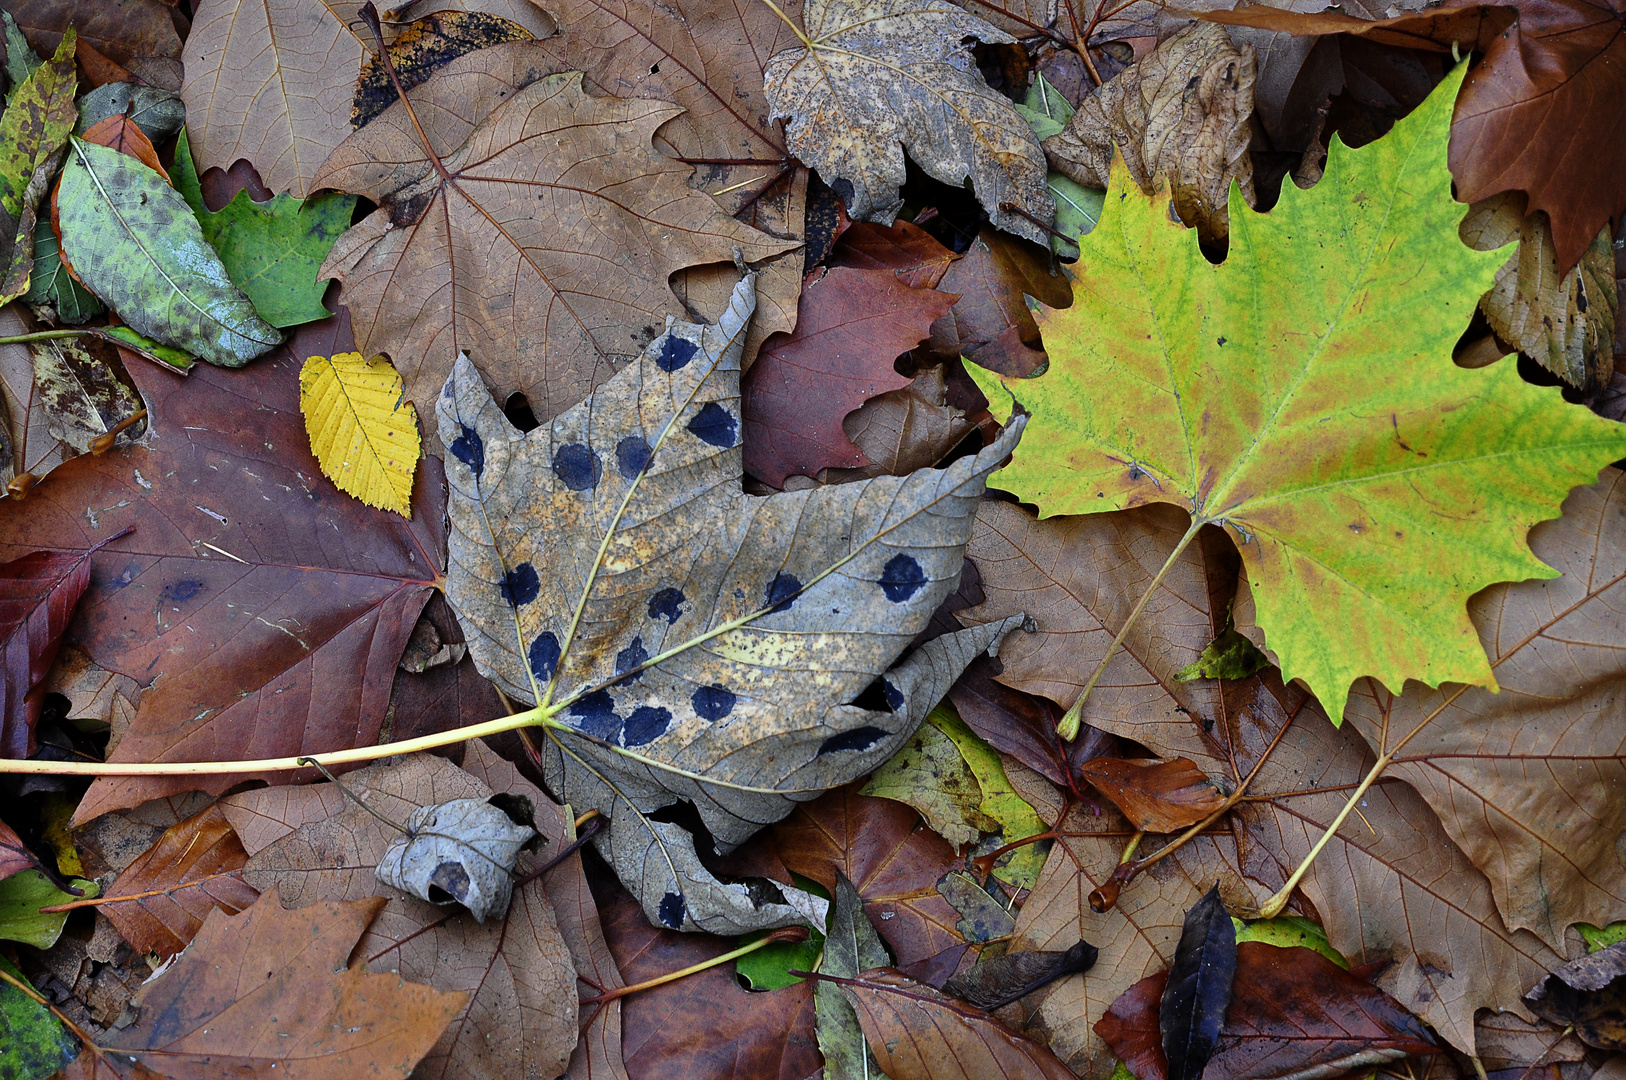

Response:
(0, 3), (1621, 1080)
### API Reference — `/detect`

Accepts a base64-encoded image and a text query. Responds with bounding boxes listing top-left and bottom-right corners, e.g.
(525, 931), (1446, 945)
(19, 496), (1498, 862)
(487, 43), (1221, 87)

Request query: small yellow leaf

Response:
(299, 352), (420, 516)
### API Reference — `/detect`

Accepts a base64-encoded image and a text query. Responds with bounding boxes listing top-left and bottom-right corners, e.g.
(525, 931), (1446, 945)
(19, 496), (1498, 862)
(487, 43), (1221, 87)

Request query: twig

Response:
(582, 926), (810, 1005)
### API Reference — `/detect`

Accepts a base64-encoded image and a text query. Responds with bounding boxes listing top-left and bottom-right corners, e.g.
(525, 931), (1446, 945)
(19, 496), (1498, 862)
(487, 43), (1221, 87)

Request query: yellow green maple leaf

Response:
(970, 65), (1626, 724)
(299, 352), (420, 517)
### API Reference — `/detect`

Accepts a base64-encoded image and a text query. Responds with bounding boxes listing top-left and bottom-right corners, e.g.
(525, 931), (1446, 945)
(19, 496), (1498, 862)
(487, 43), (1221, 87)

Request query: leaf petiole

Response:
(583, 925), (812, 1004)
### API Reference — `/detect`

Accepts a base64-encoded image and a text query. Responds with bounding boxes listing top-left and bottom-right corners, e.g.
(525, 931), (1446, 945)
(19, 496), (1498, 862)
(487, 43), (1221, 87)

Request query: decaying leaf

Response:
(99, 804), (258, 959)
(174, 128), (357, 329)
(94, 888), (467, 1079)
(943, 939), (1099, 1012)
(1, 0), (180, 67)
(318, 57), (797, 441)
(375, 795), (535, 922)
(1097, 942), (1437, 1080)
(299, 351), (421, 517)
(1161, 885), (1238, 1080)
(0, 315), (445, 824)
(829, 364), (980, 483)
(972, 68), (1626, 724)
(437, 268), (1027, 934)
(0, 29), (75, 303)
(74, 82), (185, 143)
(28, 336), (145, 459)
(0, 541), (101, 757)
(1340, 469), (1626, 948)
(1461, 193), (1617, 394)
(1175, 616), (1270, 683)
(1043, 23), (1255, 244)
(816, 871), (897, 1080)
(57, 138), (283, 367)
(839, 966), (1079, 1080)
(223, 745), (582, 1080)
(180, 0), (366, 199)
(937, 226), (1073, 377)
(0, 951), (77, 1080)
(741, 265), (956, 488)
(1526, 943), (1626, 1051)
(1076, 757), (1228, 833)
(351, 9), (538, 130)
(21, 214), (100, 324)
(937, 869), (1016, 942)
(862, 708), (996, 847)
(763, 0), (1054, 246)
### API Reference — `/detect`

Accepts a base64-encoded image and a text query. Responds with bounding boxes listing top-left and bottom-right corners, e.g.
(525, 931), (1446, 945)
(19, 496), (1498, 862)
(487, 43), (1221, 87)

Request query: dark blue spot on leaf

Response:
(552, 443), (602, 491)
(686, 402), (737, 448)
(658, 891), (686, 928)
(691, 684), (736, 721)
(765, 572), (801, 613)
(569, 690), (621, 740)
(162, 580), (205, 604)
(819, 726), (888, 755)
(878, 553), (927, 602)
(622, 706), (673, 747)
(615, 637), (649, 683)
(648, 588), (685, 624)
(616, 435), (652, 478)
(850, 678), (904, 713)
(501, 563), (539, 606)
(450, 425), (484, 477)
(882, 679), (904, 711)
(655, 336), (698, 372)
(528, 632), (561, 685)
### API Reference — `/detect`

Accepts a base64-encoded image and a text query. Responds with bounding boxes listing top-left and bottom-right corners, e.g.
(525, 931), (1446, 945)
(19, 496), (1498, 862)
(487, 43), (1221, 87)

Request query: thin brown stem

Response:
(357, 3), (453, 183)
(583, 926), (810, 1004)
(999, 201), (1076, 245)
(39, 868), (245, 913)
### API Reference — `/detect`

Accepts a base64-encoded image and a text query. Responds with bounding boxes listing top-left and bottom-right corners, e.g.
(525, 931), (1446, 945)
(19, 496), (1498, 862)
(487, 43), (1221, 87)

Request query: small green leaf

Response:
(931, 705), (1048, 889)
(1578, 922), (1626, 953)
(1049, 172), (1103, 257)
(174, 128), (356, 328)
(0, 953), (78, 1080)
(737, 927), (826, 990)
(1233, 915), (1348, 968)
(0, 870), (97, 949)
(57, 137), (282, 367)
(1175, 612), (1270, 682)
(20, 215), (101, 324)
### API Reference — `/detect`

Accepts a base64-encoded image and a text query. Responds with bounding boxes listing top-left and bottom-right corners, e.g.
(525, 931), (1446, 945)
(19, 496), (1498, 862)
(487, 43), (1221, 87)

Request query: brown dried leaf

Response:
(840, 966), (1079, 1080)
(827, 365), (980, 482)
(97, 888), (467, 1078)
(1044, 22), (1256, 244)
(0, 0), (180, 66)
(1075, 757), (1228, 833)
(763, 0), (1054, 246)
(1461, 193), (1617, 394)
(1339, 470), (1626, 949)
(1527, 943), (1626, 1050)
(742, 265), (957, 487)
(99, 804), (259, 959)
(0, 306), (70, 489)
(316, 58), (797, 441)
(222, 744), (582, 1080)
(937, 226), (1073, 377)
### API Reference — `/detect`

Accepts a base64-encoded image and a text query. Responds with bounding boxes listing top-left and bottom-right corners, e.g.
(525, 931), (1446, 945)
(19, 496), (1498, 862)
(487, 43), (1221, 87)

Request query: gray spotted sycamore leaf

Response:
(438, 269), (1029, 935)
(375, 797), (536, 922)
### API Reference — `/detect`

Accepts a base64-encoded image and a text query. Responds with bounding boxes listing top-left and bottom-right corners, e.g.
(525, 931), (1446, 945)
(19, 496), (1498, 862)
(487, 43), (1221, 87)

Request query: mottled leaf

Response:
(74, 81), (184, 143)
(438, 269), (1027, 934)
(352, 9), (537, 130)
(937, 869), (1016, 943)
(29, 336), (145, 458)
(816, 871), (897, 1080)
(863, 707), (995, 848)
(56, 138), (282, 367)
(0, 28), (74, 304)
(763, 0), (1054, 245)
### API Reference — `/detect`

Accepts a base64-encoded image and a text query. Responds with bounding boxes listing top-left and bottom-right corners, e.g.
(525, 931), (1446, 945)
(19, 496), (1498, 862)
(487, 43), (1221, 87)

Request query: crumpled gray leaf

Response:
(1042, 22), (1255, 244)
(376, 797), (536, 923)
(75, 82), (186, 142)
(818, 871), (896, 1080)
(438, 268), (1029, 935)
(763, 0), (1054, 246)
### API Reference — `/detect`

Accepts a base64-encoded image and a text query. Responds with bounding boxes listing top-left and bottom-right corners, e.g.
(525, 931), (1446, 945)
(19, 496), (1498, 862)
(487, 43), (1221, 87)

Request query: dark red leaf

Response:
(0, 541), (104, 757)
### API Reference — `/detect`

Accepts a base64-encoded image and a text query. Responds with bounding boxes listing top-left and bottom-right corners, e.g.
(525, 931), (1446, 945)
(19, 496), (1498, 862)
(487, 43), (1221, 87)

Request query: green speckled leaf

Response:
(439, 270), (1028, 935)
(0, 953), (77, 1080)
(56, 137), (282, 367)
(969, 66), (1626, 722)
(20, 215), (100, 323)
(0, 29), (75, 304)
(174, 128), (355, 328)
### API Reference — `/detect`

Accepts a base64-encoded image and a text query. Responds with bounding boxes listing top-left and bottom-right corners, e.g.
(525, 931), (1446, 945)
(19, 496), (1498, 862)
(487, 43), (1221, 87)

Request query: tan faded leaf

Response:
(530, 0), (811, 365)
(181, 0), (366, 198)
(1043, 22), (1256, 243)
(1339, 470), (1626, 949)
(0, 305), (66, 491)
(99, 804), (259, 959)
(437, 271), (1028, 935)
(222, 744), (581, 1080)
(40, 645), (141, 729)
(826, 365), (978, 482)
(763, 0), (1054, 246)
(1461, 193), (1618, 395)
(316, 59), (797, 441)
(955, 499), (1226, 731)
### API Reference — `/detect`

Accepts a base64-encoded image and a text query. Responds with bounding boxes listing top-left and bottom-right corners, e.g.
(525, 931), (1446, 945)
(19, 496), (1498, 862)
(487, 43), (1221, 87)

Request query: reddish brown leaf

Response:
(1076, 757), (1228, 833)
(590, 864), (821, 1080)
(1097, 942), (1438, 1080)
(941, 226), (1072, 377)
(837, 967), (1078, 1080)
(741, 266), (957, 487)
(99, 804), (259, 959)
(1202, 0), (1624, 274)
(0, 312), (446, 824)
(0, 816), (43, 879)
(96, 888), (467, 1078)
(77, 114), (171, 181)
(0, 0), (182, 66)
(761, 782), (971, 984)
(831, 220), (961, 290)
(0, 544), (99, 758)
